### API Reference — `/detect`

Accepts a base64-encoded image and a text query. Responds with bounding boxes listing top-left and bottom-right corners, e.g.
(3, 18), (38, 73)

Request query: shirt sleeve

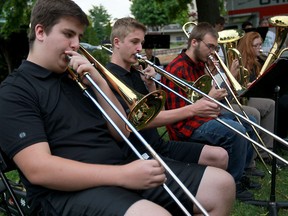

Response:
(0, 83), (47, 158)
(162, 57), (211, 140)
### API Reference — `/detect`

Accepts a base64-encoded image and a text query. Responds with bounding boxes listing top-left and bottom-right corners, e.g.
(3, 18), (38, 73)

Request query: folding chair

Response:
(0, 150), (26, 216)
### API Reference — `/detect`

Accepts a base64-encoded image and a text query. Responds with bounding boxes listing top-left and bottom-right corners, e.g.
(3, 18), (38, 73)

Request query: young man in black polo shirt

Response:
(106, 17), (235, 215)
(0, 2), (235, 215)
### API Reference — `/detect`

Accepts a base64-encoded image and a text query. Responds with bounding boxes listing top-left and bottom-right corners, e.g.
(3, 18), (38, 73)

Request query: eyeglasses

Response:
(200, 40), (220, 52)
(252, 43), (262, 48)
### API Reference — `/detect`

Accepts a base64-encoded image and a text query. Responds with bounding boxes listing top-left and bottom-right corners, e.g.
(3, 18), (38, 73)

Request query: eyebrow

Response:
(64, 28), (83, 38)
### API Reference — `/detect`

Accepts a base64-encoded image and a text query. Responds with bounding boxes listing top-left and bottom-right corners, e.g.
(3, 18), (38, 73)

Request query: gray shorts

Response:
(37, 159), (206, 216)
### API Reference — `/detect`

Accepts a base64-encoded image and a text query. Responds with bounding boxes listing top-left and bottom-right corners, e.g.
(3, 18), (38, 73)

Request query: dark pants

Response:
(278, 94), (288, 138)
(35, 159), (205, 216)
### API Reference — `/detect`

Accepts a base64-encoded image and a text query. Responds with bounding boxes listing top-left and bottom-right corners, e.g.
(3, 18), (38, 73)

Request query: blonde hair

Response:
(110, 17), (146, 48)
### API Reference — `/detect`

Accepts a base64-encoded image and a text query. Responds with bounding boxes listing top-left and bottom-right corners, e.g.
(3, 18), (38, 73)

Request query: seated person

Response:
(0, 1), (235, 215)
(107, 17), (229, 170)
(162, 22), (259, 201)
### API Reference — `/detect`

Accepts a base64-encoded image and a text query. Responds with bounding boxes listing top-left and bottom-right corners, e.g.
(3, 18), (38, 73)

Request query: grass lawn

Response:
(157, 126), (288, 216)
(1, 127), (288, 215)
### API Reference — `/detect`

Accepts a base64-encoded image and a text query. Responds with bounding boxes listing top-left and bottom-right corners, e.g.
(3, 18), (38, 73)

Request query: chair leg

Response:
(0, 192), (13, 216)
(0, 172), (25, 216)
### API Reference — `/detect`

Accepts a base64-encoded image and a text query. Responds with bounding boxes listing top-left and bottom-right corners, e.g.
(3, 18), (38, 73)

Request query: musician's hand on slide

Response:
(208, 85), (228, 100)
(120, 159), (166, 190)
(188, 98), (220, 118)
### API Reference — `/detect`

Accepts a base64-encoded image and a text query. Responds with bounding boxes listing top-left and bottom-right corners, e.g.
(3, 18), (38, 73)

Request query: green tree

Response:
(0, 0), (34, 80)
(131, 0), (168, 30)
(86, 5), (111, 45)
(82, 5), (112, 66)
(131, 0), (225, 26)
(131, 0), (189, 28)
(219, 0), (227, 16)
(0, 0), (34, 38)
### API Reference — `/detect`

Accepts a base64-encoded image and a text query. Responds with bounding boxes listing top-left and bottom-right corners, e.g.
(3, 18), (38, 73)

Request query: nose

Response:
(137, 42), (143, 53)
(71, 37), (80, 51)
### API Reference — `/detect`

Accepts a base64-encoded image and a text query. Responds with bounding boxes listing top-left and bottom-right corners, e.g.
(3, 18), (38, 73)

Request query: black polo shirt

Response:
(0, 61), (126, 205)
(106, 63), (166, 157)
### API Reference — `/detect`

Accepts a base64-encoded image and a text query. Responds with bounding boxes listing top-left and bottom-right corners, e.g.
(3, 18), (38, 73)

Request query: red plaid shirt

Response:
(161, 52), (212, 141)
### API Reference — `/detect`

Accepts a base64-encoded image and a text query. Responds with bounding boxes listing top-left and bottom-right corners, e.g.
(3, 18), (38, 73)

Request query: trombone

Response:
(66, 45), (209, 216)
(200, 26), (273, 169)
(101, 43), (288, 166)
(79, 46), (166, 131)
(206, 53), (272, 172)
(134, 53), (288, 166)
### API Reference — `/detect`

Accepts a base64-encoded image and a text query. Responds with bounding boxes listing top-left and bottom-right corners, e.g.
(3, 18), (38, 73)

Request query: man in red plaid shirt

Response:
(162, 22), (257, 202)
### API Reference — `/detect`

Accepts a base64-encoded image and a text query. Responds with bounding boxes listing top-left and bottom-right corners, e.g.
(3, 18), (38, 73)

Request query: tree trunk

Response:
(196, 0), (220, 25)
(0, 30), (29, 80)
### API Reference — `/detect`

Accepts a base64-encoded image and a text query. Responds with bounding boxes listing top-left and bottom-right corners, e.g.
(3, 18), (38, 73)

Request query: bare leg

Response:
(125, 200), (172, 216)
(194, 166), (235, 216)
(199, 145), (229, 170)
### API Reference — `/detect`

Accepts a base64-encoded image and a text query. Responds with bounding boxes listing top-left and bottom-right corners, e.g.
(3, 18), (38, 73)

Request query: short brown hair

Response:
(187, 22), (218, 49)
(29, 0), (89, 46)
(110, 17), (147, 48)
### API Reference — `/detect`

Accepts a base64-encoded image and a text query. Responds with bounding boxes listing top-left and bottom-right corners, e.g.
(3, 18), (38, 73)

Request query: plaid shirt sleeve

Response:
(161, 53), (212, 140)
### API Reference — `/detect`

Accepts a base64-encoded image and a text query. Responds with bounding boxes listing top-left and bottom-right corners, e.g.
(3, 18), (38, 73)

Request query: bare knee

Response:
(125, 200), (172, 216)
(195, 167), (235, 216)
(199, 146), (228, 170)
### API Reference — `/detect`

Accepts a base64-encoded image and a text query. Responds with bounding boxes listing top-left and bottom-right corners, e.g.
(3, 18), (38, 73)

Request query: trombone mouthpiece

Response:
(135, 53), (142, 59)
(66, 55), (72, 62)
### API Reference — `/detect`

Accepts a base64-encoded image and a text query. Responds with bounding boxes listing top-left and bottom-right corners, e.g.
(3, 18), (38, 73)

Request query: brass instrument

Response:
(227, 48), (250, 89)
(259, 15), (288, 76)
(155, 73), (212, 102)
(182, 21), (197, 38)
(67, 46), (209, 216)
(102, 42), (287, 169)
(277, 47), (288, 58)
(207, 53), (272, 172)
(102, 44), (211, 103)
(78, 45), (166, 131)
(135, 53), (288, 167)
(218, 29), (249, 92)
(214, 28), (273, 167)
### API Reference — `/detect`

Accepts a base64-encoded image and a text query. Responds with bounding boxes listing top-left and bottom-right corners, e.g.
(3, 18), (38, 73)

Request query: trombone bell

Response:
(128, 91), (165, 131)
(78, 45), (166, 131)
(189, 75), (212, 102)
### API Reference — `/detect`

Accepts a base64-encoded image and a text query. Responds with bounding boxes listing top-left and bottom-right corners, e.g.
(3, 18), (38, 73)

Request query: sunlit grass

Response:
(1, 127), (288, 215)
(158, 126), (288, 215)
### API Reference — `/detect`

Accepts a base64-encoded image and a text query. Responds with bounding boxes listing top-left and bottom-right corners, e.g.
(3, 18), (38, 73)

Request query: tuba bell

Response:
(259, 15), (288, 76)
(217, 29), (248, 94)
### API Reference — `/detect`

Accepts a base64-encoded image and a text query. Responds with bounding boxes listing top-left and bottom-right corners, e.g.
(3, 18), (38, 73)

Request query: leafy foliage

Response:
(131, 0), (169, 28)
(86, 5), (112, 45)
(82, 5), (112, 66)
(0, 0), (34, 39)
(131, 0), (190, 29)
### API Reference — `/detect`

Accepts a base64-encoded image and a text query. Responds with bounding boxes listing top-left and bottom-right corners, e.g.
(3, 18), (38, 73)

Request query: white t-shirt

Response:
(262, 28), (276, 56)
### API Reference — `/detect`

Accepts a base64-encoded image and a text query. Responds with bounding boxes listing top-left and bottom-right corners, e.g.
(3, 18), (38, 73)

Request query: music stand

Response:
(142, 34), (170, 49)
(241, 58), (288, 215)
(244, 27), (269, 42)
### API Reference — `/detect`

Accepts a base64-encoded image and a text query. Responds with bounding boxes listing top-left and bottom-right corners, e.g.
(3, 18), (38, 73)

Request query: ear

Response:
(34, 24), (45, 41)
(113, 37), (121, 49)
(191, 38), (198, 47)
